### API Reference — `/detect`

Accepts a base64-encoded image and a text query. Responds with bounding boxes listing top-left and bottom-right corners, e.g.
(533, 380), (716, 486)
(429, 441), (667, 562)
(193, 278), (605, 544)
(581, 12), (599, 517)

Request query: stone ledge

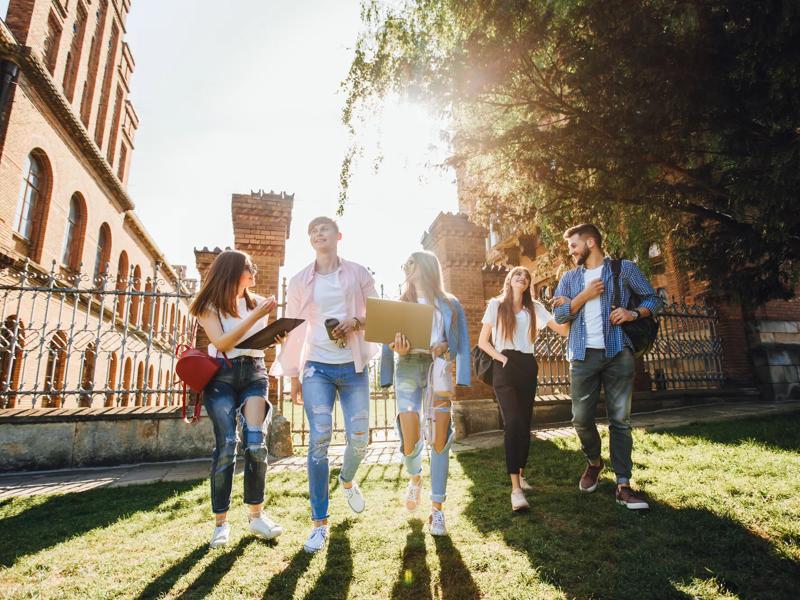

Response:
(0, 406), (200, 424)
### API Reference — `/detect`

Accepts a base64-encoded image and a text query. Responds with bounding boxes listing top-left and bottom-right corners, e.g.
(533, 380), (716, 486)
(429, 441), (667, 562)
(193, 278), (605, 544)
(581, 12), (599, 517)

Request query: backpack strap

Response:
(611, 259), (623, 310)
(215, 311), (233, 367)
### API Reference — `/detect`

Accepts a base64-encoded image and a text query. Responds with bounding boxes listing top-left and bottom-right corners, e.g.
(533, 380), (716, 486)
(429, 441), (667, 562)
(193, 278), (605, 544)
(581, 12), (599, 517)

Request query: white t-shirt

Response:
(306, 269), (353, 364)
(208, 295), (267, 359)
(481, 298), (553, 354)
(411, 296), (446, 354)
(583, 264), (605, 349)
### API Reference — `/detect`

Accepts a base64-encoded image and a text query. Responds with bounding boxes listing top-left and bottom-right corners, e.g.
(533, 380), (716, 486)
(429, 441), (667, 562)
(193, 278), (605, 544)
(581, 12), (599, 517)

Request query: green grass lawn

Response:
(2, 414), (799, 599)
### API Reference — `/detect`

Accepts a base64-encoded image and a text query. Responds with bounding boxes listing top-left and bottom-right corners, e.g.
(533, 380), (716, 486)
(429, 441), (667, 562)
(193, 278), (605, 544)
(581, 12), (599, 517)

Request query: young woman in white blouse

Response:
(478, 266), (569, 511)
(190, 250), (284, 548)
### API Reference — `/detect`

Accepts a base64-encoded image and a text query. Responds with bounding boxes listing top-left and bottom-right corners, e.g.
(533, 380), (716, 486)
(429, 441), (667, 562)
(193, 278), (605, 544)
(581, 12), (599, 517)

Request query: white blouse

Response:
(208, 295), (268, 359)
(481, 298), (553, 354)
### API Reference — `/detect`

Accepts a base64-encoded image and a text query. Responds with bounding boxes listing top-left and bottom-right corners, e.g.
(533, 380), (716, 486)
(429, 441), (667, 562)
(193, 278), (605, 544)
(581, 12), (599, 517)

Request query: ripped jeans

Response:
(204, 356), (271, 514)
(302, 360), (370, 521)
(395, 353), (454, 504)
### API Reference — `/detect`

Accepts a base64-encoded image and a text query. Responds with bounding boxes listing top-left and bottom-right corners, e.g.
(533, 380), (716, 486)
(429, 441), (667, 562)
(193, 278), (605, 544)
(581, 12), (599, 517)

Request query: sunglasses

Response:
(245, 263), (258, 274)
(401, 258), (415, 271)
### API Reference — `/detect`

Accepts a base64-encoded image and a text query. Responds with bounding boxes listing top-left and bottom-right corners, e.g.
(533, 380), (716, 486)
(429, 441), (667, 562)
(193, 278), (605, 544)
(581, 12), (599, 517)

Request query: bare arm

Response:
(197, 296), (276, 353)
(547, 320), (570, 337)
(478, 322), (507, 366)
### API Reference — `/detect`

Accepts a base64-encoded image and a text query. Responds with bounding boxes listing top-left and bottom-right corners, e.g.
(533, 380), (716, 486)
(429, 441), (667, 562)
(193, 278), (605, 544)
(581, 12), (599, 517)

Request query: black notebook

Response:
(235, 318), (305, 350)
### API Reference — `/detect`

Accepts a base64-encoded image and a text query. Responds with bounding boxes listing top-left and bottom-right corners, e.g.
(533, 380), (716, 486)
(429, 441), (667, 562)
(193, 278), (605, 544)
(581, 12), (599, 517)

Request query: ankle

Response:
(411, 475), (421, 485)
(214, 515), (228, 527)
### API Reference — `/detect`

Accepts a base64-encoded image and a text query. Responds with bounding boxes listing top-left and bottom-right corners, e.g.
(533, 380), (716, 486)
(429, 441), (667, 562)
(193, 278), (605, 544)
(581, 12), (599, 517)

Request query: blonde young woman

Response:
(189, 250), (284, 548)
(380, 251), (471, 536)
(477, 266), (569, 511)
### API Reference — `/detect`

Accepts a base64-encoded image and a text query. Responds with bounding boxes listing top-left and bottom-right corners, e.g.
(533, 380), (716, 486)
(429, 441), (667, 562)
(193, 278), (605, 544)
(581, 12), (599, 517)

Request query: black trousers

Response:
(492, 350), (538, 474)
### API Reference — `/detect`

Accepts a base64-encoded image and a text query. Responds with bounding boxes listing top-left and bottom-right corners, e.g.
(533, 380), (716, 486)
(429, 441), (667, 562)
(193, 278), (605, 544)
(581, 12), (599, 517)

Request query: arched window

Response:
(79, 343), (96, 407)
(93, 223), (112, 285)
(0, 316), (26, 409)
(61, 193), (87, 271)
(120, 356), (132, 406)
(115, 251), (129, 320)
(142, 277), (153, 331)
(146, 364), (155, 406)
(130, 265), (142, 327)
(105, 352), (118, 407)
(135, 361), (144, 405)
(43, 331), (68, 408)
(14, 154), (43, 241)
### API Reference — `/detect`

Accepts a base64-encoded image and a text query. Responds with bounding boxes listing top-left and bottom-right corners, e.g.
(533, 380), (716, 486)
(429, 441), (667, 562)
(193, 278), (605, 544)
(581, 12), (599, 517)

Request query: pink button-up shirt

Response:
(270, 258), (379, 379)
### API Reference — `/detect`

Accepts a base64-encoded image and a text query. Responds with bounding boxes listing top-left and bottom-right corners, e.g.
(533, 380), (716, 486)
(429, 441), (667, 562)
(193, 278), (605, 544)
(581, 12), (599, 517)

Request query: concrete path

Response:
(2, 399), (798, 499)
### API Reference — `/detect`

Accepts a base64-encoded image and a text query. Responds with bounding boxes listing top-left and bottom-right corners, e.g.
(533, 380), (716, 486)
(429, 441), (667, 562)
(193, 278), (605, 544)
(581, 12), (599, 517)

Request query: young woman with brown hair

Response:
(190, 249), (283, 548)
(477, 266), (569, 511)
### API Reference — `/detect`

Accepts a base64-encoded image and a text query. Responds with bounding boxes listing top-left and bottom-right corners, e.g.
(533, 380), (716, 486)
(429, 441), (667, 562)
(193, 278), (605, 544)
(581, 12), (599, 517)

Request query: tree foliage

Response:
(342, 0), (800, 303)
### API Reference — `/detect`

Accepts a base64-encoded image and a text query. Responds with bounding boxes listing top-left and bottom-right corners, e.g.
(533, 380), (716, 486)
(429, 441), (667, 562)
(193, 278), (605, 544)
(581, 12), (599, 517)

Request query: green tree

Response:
(342, 0), (800, 304)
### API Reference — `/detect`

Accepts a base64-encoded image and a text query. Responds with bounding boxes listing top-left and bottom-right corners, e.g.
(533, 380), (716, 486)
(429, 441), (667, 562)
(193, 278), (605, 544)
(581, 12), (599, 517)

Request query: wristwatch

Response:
(630, 309), (640, 320)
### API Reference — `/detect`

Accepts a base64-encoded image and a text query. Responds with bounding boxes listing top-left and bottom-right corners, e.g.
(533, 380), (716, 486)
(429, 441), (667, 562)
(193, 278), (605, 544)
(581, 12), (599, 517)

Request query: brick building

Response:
(0, 0), (194, 409)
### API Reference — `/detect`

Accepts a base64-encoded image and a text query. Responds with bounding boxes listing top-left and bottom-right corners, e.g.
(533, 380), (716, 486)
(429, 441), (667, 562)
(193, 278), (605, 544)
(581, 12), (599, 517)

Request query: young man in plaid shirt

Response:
(553, 224), (662, 510)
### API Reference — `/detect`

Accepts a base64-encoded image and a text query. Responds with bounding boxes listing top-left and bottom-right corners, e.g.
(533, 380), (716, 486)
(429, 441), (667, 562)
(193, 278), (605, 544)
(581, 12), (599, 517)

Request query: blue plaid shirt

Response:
(553, 257), (662, 361)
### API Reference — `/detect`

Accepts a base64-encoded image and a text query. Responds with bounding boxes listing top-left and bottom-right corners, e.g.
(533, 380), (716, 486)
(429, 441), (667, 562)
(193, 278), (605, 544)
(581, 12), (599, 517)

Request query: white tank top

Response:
(207, 295), (267, 359)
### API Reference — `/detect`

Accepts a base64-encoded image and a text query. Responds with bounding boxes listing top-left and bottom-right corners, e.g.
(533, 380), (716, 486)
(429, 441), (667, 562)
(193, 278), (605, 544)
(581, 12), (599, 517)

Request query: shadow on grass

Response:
(656, 412), (800, 452)
(173, 537), (255, 600)
(262, 544), (314, 599)
(0, 480), (199, 568)
(432, 533), (480, 600)
(391, 518), (432, 600)
(304, 519), (354, 600)
(135, 544), (207, 600)
(456, 436), (800, 600)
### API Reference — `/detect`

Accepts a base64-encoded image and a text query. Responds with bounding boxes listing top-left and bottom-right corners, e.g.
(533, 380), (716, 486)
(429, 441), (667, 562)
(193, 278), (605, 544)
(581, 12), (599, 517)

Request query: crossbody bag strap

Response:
(216, 311), (233, 367)
(611, 259), (623, 309)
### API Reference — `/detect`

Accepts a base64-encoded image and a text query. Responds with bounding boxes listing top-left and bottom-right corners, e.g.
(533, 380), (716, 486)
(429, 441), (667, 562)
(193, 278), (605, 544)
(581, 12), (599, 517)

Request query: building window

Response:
(14, 154), (44, 240)
(43, 331), (68, 408)
(79, 343), (96, 407)
(105, 351), (118, 406)
(61, 3), (87, 102)
(93, 223), (112, 284)
(42, 13), (63, 75)
(61, 193), (87, 270)
(0, 316), (26, 409)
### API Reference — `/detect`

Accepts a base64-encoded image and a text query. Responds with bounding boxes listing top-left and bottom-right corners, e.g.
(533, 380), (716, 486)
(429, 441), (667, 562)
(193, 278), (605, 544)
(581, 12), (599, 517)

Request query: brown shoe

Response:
(615, 485), (650, 510)
(579, 460), (604, 493)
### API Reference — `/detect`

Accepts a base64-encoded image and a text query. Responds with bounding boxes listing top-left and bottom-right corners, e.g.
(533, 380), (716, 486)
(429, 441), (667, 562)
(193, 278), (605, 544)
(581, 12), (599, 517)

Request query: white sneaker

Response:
(303, 525), (329, 553)
(429, 508), (448, 536)
(209, 522), (230, 548)
(249, 513), (284, 540)
(341, 479), (366, 514)
(519, 476), (533, 492)
(404, 478), (422, 512)
(511, 489), (530, 512)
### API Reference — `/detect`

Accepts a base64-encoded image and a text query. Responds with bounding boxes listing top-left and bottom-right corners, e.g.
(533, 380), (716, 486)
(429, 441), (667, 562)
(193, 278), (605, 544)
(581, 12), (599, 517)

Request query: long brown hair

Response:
(400, 250), (457, 338)
(189, 250), (256, 318)
(495, 266), (536, 343)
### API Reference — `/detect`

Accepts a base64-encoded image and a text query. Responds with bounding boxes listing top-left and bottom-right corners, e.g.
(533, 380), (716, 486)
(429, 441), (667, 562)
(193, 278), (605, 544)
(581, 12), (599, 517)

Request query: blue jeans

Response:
(204, 356), (271, 514)
(570, 348), (635, 484)
(395, 354), (454, 504)
(302, 361), (370, 521)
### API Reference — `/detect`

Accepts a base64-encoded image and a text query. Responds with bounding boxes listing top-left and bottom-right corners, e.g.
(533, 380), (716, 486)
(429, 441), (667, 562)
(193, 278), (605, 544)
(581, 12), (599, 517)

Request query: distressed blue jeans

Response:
(204, 356), (271, 514)
(302, 360), (370, 521)
(395, 353), (453, 503)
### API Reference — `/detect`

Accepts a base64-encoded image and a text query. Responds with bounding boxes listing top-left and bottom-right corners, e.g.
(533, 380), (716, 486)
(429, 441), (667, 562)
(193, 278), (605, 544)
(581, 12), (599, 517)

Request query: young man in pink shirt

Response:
(271, 216), (379, 553)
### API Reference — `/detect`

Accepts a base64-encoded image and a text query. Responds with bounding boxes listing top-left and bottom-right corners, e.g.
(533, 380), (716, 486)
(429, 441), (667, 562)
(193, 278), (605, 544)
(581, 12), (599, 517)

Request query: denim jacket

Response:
(380, 296), (471, 387)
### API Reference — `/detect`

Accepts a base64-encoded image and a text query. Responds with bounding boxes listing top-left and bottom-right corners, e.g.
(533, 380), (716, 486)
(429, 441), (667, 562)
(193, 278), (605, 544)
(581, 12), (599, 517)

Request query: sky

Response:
(119, 0), (459, 297)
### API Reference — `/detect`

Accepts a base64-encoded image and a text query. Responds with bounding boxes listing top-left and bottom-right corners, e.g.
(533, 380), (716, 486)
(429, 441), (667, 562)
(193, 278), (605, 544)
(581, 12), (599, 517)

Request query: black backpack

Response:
(610, 259), (659, 358)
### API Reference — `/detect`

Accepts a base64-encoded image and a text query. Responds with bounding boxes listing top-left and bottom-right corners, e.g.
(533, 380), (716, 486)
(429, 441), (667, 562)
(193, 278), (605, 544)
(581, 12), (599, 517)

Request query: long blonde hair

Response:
(400, 251), (457, 338)
(495, 266), (536, 343)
